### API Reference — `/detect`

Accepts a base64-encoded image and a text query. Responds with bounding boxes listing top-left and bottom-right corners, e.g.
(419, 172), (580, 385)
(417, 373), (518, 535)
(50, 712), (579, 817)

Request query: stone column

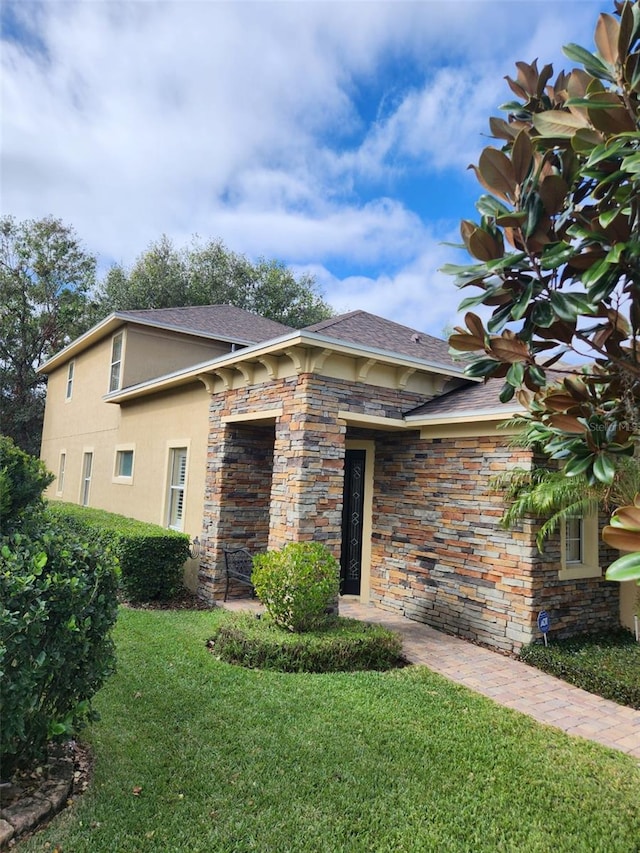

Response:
(268, 374), (346, 556)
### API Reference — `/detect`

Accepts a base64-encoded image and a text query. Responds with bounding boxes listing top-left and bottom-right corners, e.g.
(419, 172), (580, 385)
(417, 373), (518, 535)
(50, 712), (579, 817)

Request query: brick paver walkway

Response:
(223, 598), (640, 759)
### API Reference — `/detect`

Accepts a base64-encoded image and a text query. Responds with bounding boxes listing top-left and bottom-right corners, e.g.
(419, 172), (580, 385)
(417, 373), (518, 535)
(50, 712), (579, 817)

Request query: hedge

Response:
(46, 503), (190, 602)
(1, 523), (120, 774)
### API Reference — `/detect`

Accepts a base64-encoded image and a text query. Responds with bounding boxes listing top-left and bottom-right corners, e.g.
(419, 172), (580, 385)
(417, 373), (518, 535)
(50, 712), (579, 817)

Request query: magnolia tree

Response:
(445, 1), (640, 583)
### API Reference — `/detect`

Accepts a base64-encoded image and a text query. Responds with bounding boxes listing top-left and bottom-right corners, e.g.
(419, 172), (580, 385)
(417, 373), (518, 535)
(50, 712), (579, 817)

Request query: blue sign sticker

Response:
(537, 610), (550, 634)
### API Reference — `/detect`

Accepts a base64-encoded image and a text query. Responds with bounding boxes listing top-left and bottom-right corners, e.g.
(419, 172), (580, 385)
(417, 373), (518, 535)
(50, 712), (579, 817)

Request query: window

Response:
(66, 362), (75, 400)
(57, 452), (66, 495)
(81, 452), (93, 506)
(114, 449), (134, 480)
(109, 332), (124, 392)
(167, 447), (187, 530)
(559, 509), (600, 580)
(565, 516), (583, 564)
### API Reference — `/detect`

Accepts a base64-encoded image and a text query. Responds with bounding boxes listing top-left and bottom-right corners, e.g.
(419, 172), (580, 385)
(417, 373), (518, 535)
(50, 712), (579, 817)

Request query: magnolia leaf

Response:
(562, 42), (616, 83)
(588, 102), (636, 134)
(512, 130), (533, 184)
(594, 13), (620, 67)
(547, 414), (588, 433)
(564, 454), (595, 477)
(448, 333), (486, 353)
(478, 148), (517, 202)
(602, 528), (640, 555)
(538, 175), (569, 216)
(460, 220), (476, 248)
(618, 0), (634, 58)
(571, 127), (605, 152)
(544, 393), (582, 412)
(540, 241), (574, 270)
(489, 116), (519, 140)
(465, 312), (486, 340)
(604, 550), (640, 584)
(499, 382), (516, 403)
(593, 452), (616, 484)
(489, 335), (531, 364)
(468, 228), (503, 262)
(465, 357), (502, 378)
(533, 110), (590, 138)
(475, 194), (511, 218)
(563, 376), (589, 400)
(610, 504), (640, 531)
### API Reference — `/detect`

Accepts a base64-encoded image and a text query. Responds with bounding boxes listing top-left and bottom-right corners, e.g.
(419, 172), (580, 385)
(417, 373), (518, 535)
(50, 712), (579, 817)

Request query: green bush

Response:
(0, 435), (54, 531)
(209, 611), (404, 673)
(0, 522), (120, 775)
(252, 542), (340, 632)
(520, 629), (640, 709)
(46, 503), (190, 602)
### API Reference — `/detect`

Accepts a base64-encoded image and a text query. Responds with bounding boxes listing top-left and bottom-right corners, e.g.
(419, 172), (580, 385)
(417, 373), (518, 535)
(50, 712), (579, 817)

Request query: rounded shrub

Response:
(0, 435), (54, 532)
(209, 611), (404, 673)
(252, 542), (340, 632)
(0, 523), (120, 776)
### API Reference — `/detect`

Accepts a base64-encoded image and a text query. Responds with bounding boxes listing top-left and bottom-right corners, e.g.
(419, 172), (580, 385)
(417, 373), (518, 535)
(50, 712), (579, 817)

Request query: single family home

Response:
(38, 304), (636, 652)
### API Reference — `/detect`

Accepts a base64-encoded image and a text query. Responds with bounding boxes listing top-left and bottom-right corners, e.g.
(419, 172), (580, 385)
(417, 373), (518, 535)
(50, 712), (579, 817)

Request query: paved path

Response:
(223, 598), (640, 759)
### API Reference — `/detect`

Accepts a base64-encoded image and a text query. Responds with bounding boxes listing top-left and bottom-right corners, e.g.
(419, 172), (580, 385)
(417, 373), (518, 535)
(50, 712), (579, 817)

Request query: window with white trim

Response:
(81, 452), (93, 507)
(559, 509), (601, 580)
(167, 447), (187, 530)
(114, 448), (134, 480)
(66, 361), (75, 400)
(109, 332), (124, 392)
(57, 452), (66, 495)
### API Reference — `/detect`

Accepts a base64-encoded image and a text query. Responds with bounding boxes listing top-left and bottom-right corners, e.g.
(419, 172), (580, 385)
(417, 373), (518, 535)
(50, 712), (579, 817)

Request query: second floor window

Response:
(109, 332), (124, 392)
(66, 361), (75, 400)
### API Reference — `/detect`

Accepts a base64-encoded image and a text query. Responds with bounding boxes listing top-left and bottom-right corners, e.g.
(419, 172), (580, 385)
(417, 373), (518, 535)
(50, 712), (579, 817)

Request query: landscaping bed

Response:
(208, 610), (405, 672)
(520, 629), (640, 709)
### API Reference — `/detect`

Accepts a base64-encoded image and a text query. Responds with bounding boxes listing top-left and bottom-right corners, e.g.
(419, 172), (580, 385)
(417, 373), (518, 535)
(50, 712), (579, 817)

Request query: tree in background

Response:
(97, 235), (333, 329)
(0, 216), (96, 456)
(444, 1), (640, 583)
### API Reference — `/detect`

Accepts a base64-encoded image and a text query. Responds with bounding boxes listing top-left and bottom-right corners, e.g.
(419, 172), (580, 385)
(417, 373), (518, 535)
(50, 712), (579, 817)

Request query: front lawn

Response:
(20, 608), (640, 853)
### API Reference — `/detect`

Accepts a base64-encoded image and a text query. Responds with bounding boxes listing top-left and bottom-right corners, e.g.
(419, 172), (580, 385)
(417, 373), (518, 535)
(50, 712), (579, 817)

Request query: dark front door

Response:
(340, 449), (366, 595)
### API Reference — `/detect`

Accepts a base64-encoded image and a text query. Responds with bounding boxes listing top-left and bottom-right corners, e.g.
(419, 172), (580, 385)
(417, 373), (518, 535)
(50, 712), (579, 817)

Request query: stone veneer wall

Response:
(199, 373), (426, 601)
(531, 522), (620, 640)
(368, 433), (621, 652)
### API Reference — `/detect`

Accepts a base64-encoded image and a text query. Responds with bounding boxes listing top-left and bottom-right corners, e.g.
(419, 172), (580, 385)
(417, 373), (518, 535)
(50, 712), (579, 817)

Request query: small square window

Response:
(115, 449), (134, 479)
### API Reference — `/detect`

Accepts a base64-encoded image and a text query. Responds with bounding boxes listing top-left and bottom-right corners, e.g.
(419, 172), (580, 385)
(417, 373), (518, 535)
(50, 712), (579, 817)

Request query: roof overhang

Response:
(37, 311), (262, 375)
(104, 330), (474, 403)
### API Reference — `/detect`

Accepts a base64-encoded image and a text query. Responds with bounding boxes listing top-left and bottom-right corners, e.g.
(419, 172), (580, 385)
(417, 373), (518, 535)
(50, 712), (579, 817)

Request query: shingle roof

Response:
(117, 304), (294, 344)
(304, 311), (457, 367)
(406, 377), (520, 418)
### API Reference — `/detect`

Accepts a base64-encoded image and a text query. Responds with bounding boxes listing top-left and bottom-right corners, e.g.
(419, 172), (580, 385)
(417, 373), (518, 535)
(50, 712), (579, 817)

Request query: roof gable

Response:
(304, 310), (456, 367)
(116, 304), (294, 344)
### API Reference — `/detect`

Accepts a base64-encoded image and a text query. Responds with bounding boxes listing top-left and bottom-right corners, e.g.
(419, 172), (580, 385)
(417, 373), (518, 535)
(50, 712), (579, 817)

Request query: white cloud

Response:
(1, 0), (611, 324)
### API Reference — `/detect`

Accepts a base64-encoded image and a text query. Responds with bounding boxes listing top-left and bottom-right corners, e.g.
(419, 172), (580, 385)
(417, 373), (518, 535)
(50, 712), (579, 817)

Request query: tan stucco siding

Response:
(121, 327), (230, 389)
(41, 338), (210, 550)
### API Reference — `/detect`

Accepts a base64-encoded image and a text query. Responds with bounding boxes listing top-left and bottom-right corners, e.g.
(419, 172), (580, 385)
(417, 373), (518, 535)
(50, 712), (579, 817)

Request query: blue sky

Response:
(1, 0), (613, 336)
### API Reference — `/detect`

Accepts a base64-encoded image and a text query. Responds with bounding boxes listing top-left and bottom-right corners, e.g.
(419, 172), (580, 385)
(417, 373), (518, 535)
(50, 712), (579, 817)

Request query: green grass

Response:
(520, 629), (640, 709)
(209, 610), (404, 671)
(20, 608), (640, 853)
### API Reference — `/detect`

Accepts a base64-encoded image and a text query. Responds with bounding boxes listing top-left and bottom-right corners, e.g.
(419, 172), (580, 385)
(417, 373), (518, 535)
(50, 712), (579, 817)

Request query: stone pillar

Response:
(268, 374), (346, 556)
(199, 401), (274, 601)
